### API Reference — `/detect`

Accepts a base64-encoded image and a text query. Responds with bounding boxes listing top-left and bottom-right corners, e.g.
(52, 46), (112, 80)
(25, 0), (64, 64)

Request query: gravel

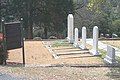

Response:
(0, 66), (120, 80)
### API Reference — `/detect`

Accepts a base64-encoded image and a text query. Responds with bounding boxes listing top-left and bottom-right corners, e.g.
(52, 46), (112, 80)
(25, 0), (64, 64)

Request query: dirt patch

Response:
(2, 40), (120, 80)
(1, 65), (120, 80)
(102, 40), (120, 49)
(6, 40), (104, 66)
(7, 41), (53, 65)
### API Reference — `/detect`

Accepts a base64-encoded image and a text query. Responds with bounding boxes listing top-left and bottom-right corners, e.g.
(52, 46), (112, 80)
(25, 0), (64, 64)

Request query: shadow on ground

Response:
(6, 62), (24, 67)
(106, 67), (120, 80)
(106, 58), (120, 80)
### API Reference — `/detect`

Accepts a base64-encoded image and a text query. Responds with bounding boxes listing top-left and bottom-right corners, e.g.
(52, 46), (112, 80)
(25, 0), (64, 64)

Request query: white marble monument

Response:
(67, 14), (74, 43)
(73, 28), (79, 47)
(80, 27), (86, 49)
(67, 14), (70, 40)
(104, 45), (117, 64)
(90, 26), (99, 56)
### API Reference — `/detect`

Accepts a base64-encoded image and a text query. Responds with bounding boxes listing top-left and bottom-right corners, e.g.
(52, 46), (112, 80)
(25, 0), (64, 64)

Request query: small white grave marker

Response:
(80, 27), (86, 49)
(90, 26), (99, 56)
(67, 14), (74, 43)
(67, 14), (70, 40)
(73, 28), (79, 47)
(104, 45), (117, 64)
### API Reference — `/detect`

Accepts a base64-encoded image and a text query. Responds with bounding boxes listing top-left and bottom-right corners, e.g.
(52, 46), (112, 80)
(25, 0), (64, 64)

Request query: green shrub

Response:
(0, 33), (8, 64)
(0, 41), (4, 64)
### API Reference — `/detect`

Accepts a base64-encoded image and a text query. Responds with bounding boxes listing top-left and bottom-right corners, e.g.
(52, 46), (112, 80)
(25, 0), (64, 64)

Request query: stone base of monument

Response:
(55, 50), (90, 59)
(73, 43), (79, 48)
(79, 45), (87, 50)
(69, 40), (74, 44)
(67, 37), (70, 41)
(104, 45), (118, 64)
(52, 54), (60, 59)
(104, 56), (117, 64)
(90, 49), (100, 56)
(67, 37), (74, 44)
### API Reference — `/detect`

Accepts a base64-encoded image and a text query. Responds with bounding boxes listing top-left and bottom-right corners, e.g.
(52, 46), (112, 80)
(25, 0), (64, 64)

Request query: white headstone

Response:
(90, 26), (99, 55)
(67, 15), (70, 40)
(67, 14), (74, 43)
(73, 28), (79, 47)
(80, 27), (86, 49)
(104, 45), (117, 64)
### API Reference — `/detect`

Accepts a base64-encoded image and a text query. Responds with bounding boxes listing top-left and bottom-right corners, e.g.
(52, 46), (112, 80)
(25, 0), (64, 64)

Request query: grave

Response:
(104, 45), (117, 64)
(90, 26), (99, 56)
(67, 14), (74, 43)
(112, 33), (118, 38)
(80, 27), (86, 49)
(73, 28), (79, 47)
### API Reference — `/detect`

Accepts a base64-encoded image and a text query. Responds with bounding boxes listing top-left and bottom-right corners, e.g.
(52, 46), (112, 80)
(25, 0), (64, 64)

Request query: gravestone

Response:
(90, 26), (99, 56)
(105, 34), (110, 38)
(67, 15), (70, 40)
(112, 34), (118, 38)
(67, 14), (74, 43)
(73, 28), (79, 47)
(80, 27), (86, 49)
(104, 45), (117, 64)
(100, 33), (104, 39)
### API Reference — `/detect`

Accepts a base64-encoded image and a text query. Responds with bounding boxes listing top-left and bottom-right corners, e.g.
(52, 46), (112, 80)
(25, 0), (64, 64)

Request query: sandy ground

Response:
(6, 40), (104, 66)
(1, 40), (120, 80)
(7, 41), (53, 65)
(0, 66), (120, 80)
(102, 40), (120, 49)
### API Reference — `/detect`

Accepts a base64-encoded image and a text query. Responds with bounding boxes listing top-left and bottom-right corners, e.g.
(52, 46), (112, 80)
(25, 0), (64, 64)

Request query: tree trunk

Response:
(27, 15), (33, 39)
(28, 23), (33, 39)
(44, 27), (48, 39)
(27, 0), (33, 39)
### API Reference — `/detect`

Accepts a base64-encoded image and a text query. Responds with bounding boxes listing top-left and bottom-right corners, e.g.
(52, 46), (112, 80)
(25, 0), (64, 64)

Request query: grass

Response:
(51, 40), (120, 63)
(99, 49), (120, 63)
(116, 57), (120, 63)
(51, 40), (73, 47)
(102, 41), (120, 49)
(99, 49), (107, 59)
(101, 40), (120, 63)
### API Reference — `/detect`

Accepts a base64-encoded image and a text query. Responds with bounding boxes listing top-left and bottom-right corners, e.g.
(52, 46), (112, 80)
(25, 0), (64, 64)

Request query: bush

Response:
(33, 37), (42, 41)
(0, 41), (4, 64)
(112, 19), (120, 37)
(0, 33), (6, 64)
(49, 36), (57, 39)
